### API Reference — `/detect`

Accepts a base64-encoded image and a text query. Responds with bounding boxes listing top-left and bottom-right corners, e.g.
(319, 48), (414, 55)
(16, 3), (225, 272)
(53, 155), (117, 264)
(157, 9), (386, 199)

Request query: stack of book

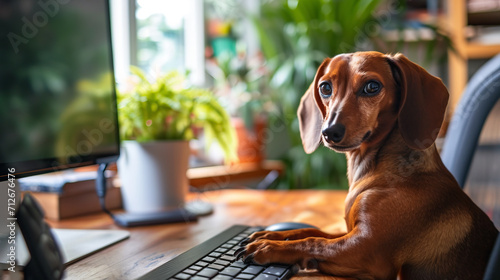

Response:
(20, 170), (122, 220)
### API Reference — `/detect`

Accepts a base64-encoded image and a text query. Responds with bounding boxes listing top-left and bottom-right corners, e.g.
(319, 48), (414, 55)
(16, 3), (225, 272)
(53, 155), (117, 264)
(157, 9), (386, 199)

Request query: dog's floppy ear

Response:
(387, 53), (449, 150)
(298, 58), (331, 154)
(298, 84), (322, 154)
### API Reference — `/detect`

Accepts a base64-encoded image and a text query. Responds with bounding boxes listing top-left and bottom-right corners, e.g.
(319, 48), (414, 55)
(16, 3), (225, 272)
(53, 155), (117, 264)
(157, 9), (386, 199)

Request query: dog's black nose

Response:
(322, 124), (345, 143)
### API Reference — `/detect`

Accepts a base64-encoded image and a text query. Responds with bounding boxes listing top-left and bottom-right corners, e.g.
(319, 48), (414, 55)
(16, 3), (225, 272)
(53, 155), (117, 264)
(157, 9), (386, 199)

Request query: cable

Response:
(95, 163), (116, 219)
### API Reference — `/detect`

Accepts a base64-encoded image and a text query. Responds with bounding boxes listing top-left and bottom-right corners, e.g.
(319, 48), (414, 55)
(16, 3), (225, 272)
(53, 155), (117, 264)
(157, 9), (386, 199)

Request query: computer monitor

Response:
(0, 0), (120, 180)
(0, 0), (128, 277)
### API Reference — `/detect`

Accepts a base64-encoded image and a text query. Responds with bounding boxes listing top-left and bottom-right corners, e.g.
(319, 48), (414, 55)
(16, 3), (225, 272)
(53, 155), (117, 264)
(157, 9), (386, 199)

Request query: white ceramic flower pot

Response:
(117, 140), (189, 213)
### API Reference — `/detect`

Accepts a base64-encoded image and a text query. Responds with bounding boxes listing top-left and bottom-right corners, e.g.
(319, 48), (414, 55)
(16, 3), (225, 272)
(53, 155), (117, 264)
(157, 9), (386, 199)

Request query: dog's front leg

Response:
(246, 228), (346, 243)
(237, 231), (398, 280)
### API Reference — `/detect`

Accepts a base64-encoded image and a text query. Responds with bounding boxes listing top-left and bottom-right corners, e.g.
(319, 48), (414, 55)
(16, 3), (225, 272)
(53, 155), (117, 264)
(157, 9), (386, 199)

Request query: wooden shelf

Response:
(446, 0), (500, 113)
(466, 43), (500, 58)
(187, 160), (284, 189)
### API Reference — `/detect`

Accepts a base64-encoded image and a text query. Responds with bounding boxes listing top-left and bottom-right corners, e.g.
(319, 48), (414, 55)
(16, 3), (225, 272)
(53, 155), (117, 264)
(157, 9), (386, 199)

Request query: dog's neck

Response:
(345, 126), (440, 187)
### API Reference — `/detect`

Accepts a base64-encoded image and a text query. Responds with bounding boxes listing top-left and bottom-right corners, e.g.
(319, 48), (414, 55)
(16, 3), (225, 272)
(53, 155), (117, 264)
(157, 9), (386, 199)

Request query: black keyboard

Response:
(138, 225), (297, 280)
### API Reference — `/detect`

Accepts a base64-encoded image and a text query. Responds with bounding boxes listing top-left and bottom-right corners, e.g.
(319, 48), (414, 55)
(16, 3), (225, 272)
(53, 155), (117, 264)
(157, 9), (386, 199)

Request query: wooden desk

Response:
(48, 189), (349, 280)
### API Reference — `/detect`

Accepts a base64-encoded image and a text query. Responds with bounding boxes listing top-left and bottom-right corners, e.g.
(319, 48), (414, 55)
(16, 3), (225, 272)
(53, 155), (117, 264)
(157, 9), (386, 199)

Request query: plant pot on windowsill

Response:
(232, 116), (267, 164)
(117, 67), (236, 216)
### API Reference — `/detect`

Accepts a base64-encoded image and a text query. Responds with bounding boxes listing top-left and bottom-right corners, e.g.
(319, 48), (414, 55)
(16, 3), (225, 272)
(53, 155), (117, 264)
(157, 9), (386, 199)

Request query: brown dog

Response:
(238, 52), (499, 279)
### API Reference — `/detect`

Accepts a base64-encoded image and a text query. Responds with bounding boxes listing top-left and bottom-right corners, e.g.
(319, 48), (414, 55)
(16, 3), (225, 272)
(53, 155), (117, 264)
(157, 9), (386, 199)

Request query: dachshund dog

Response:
(237, 52), (499, 279)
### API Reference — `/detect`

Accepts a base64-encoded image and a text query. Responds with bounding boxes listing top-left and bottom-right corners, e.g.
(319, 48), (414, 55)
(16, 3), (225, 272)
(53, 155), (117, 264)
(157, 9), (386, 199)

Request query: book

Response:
(25, 186), (122, 220)
(19, 170), (115, 194)
(20, 170), (122, 220)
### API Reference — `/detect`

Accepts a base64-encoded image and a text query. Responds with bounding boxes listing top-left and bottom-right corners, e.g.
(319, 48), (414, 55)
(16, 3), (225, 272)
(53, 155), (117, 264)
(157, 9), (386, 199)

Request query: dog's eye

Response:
(362, 81), (382, 96)
(319, 82), (333, 98)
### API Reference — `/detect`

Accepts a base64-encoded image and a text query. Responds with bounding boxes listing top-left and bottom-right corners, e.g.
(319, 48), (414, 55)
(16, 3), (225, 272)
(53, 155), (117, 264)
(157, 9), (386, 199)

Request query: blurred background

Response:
(110, 0), (500, 190)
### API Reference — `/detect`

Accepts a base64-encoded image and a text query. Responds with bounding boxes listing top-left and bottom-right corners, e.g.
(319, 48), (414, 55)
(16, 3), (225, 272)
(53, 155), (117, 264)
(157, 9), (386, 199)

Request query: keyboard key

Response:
(195, 261), (209, 267)
(213, 275), (233, 280)
(182, 268), (197, 275)
(244, 228), (258, 234)
(236, 273), (255, 279)
(202, 256), (216, 263)
(209, 252), (222, 258)
(197, 268), (219, 278)
(173, 273), (191, 279)
(230, 260), (247, 268)
(208, 263), (225, 271)
(263, 266), (287, 277)
(220, 267), (242, 277)
(214, 259), (230, 266)
(215, 247), (229, 253)
(220, 255), (236, 262)
(190, 276), (210, 280)
(189, 265), (203, 271)
(254, 274), (279, 280)
(242, 265), (264, 275)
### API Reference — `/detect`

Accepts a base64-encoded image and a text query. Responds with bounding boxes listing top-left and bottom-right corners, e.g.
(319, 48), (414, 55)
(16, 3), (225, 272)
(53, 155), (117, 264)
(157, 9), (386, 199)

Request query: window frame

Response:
(110, 0), (206, 86)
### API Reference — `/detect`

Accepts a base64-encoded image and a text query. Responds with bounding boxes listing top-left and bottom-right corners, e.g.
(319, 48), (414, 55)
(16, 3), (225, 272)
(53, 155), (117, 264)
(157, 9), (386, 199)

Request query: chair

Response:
(441, 54), (500, 188)
(441, 53), (500, 280)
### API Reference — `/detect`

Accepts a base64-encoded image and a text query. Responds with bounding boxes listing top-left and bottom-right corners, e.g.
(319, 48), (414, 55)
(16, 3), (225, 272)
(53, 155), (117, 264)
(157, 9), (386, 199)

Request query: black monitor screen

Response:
(0, 0), (120, 180)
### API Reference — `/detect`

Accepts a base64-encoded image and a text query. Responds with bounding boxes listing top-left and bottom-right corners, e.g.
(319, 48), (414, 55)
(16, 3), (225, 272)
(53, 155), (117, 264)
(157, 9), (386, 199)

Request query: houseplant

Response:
(117, 66), (236, 213)
(207, 51), (275, 163)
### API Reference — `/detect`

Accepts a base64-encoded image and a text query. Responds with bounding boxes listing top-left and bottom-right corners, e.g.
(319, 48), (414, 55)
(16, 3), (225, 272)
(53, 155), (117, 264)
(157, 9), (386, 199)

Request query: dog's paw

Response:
(243, 228), (319, 245)
(235, 239), (289, 265)
(247, 230), (288, 242)
(234, 239), (322, 270)
(238, 231), (285, 247)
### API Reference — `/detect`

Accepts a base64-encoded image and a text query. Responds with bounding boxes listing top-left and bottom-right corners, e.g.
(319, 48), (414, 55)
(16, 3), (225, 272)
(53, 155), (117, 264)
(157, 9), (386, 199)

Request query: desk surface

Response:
(48, 189), (350, 280)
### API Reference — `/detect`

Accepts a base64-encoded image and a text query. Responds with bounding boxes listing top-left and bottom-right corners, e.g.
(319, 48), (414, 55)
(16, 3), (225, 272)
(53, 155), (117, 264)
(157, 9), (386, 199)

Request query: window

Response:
(110, 0), (205, 86)
(136, 0), (185, 73)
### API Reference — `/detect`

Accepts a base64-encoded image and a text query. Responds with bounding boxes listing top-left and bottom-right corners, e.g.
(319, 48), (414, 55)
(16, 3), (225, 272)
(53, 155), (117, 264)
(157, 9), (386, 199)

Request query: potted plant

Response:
(117, 67), (236, 214)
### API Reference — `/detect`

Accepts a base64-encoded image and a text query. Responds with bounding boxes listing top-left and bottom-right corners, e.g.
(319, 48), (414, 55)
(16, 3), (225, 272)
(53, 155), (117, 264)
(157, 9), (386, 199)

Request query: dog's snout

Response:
(322, 124), (345, 143)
